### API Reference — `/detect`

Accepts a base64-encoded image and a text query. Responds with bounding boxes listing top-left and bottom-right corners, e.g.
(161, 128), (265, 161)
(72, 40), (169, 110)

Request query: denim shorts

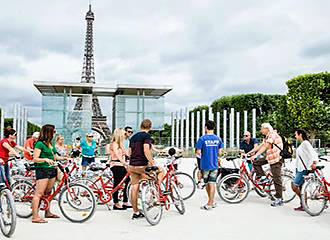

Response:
(293, 170), (308, 186)
(81, 156), (95, 167)
(201, 169), (218, 184)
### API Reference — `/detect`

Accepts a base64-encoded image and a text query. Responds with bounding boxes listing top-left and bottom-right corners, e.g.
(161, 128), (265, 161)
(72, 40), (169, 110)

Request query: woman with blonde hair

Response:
(55, 135), (68, 158)
(107, 128), (131, 210)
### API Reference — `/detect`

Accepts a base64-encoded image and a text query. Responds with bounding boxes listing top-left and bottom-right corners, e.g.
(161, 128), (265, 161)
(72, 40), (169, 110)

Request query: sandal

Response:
(32, 218), (48, 223)
(45, 214), (60, 218)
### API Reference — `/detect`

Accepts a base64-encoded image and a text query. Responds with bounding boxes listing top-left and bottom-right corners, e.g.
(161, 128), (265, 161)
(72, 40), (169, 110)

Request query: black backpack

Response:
(273, 135), (293, 159)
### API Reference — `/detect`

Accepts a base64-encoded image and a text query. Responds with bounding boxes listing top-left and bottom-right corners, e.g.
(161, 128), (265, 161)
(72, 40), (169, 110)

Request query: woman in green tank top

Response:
(31, 124), (68, 224)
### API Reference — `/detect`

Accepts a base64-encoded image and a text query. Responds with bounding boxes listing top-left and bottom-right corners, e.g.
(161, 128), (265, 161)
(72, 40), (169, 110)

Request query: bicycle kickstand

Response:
(106, 202), (112, 211)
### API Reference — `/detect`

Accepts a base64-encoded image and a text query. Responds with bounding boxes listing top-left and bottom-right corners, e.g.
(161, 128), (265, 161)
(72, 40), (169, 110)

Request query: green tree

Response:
(286, 72), (330, 139)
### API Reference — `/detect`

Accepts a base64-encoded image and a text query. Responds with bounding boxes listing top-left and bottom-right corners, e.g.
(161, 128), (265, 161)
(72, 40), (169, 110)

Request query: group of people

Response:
(195, 120), (319, 210)
(0, 117), (321, 223)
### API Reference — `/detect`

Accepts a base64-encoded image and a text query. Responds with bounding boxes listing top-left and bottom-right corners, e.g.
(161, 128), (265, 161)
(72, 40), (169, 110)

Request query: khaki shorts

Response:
(128, 165), (147, 185)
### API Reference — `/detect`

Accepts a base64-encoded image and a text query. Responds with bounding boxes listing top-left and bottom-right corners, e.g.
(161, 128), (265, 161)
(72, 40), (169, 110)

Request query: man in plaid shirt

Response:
(249, 123), (284, 207)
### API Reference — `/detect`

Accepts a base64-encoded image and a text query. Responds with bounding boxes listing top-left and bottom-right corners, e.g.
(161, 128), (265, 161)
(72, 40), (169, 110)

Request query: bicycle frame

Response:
(239, 158), (273, 193)
(312, 169), (330, 200)
(19, 164), (77, 211)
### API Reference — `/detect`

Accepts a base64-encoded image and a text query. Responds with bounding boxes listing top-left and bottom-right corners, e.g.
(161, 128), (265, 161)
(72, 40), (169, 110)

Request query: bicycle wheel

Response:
(170, 183), (185, 215)
(11, 181), (33, 218)
(173, 172), (196, 200)
(301, 178), (327, 216)
(58, 183), (96, 223)
(0, 189), (17, 238)
(217, 174), (249, 204)
(282, 174), (296, 203)
(141, 182), (162, 226)
(192, 167), (199, 184)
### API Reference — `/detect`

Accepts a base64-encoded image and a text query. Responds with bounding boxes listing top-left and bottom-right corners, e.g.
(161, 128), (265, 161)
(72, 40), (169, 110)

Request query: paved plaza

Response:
(12, 158), (330, 240)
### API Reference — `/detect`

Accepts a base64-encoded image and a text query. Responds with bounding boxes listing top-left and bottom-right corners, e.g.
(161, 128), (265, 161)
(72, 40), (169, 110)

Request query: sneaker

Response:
(212, 202), (218, 208)
(271, 198), (283, 207)
(294, 206), (304, 211)
(132, 212), (144, 220)
(200, 204), (212, 210)
(197, 181), (203, 189)
(257, 176), (270, 185)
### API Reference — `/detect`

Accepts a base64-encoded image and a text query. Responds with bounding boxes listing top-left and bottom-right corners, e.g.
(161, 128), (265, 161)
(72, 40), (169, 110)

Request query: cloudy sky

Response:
(0, 0), (329, 125)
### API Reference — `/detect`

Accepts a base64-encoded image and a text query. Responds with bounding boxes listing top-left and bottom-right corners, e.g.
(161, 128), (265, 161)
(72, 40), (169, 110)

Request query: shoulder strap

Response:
(298, 155), (308, 170)
(273, 143), (282, 151)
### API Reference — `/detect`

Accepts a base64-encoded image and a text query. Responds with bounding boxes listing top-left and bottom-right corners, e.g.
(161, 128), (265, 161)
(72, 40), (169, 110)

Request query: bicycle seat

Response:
(145, 166), (159, 172)
(100, 160), (107, 164)
(226, 157), (237, 161)
(25, 163), (36, 171)
(316, 166), (325, 170)
(89, 167), (106, 172)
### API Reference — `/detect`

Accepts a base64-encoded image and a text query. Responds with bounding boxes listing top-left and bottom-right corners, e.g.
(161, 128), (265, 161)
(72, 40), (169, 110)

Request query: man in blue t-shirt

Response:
(195, 120), (223, 210)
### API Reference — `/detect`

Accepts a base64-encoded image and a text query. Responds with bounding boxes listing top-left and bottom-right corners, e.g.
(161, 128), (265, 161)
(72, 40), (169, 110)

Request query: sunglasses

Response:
(243, 135), (249, 137)
(127, 131), (133, 134)
(87, 135), (93, 138)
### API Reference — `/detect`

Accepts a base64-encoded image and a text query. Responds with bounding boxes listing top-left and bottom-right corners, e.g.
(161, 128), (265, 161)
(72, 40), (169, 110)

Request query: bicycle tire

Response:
(173, 172), (196, 200)
(170, 183), (185, 215)
(301, 178), (327, 216)
(192, 167), (199, 184)
(217, 173), (249, 204)
(73, 178), (102, 204)
(282, 173), (296, 203)
(0, 189), (17, 238)
(141, 182), (163, 226)
(11, 181), (33, 218)
(58, 183), (96, 223)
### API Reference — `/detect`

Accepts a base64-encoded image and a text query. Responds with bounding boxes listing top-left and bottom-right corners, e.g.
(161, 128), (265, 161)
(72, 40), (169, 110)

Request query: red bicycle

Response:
(218, 155), (295, 204)
(301, 157), (330, 216)
(11, 162), (96, 223)
(140, 158), (185, 226)
(74, 163), (127, 208)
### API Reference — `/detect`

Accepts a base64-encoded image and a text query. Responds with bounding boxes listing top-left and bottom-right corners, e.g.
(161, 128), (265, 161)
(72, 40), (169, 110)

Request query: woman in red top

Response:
(0, 128), (25, 184)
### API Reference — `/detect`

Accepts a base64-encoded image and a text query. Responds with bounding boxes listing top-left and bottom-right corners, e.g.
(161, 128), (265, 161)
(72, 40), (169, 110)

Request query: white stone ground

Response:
(12, 158), (330, 240)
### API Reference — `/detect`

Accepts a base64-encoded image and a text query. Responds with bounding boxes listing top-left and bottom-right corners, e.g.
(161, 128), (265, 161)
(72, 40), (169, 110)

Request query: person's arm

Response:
(2, 142), (21, 159)
(144, 144), (154, 166)
(250, 143), (269, 160)
(33, 148), (54, 165)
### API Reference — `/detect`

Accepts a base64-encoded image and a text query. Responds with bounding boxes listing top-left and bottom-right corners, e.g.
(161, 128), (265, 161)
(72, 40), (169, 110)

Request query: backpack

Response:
(273, 135), (293, 159)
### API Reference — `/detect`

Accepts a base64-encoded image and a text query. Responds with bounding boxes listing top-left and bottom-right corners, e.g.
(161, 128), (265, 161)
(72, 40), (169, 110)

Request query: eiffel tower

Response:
(74, 4), (111, 139)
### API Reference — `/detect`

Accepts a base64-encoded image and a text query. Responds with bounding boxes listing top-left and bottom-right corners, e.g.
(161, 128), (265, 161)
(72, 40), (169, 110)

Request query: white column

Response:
(24, 108), (28, 142)
(0, 107), (4, 139)
(223, 110), (227, 148)
(230, 108), (235, 148)
(216, 112), (220, 137)
(196, 111), (200, 139)
(13, 104), (17, 133)
(202, 109), (206, 136)
(252, 108), (256, 138)
(171, 112), (175, 146)
(244, 110), (248, 133)
(180, 109), (184, 149)
(209, 107), (213, 121)
(185, 107), (189, 149)
(191, 111), (195, 147)
(236, 112), (240, 148)
(176, 111), (179, 148)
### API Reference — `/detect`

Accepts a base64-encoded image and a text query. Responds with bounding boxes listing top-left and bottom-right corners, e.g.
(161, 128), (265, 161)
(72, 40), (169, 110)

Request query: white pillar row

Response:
(185, 107), (189, 149)
(209, 106), (213, 121)
(20, 106), (25, 144)
(191, 111), (195, 148)
(216, 112), (220, 137)
(0, 107), (4, 139)
(236, 112), (240, 148)
(175, 111), (179, 148)
(180, 109), (184, 149)
(202, 109), (206, 136)
(252, 108), (256, 138)
(223, 109), (227, 148)
(196, 111), (200, 139)
(244, 110), (248, 133)
(171, 112), (175, 147)
(230, 108), (235, 148)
